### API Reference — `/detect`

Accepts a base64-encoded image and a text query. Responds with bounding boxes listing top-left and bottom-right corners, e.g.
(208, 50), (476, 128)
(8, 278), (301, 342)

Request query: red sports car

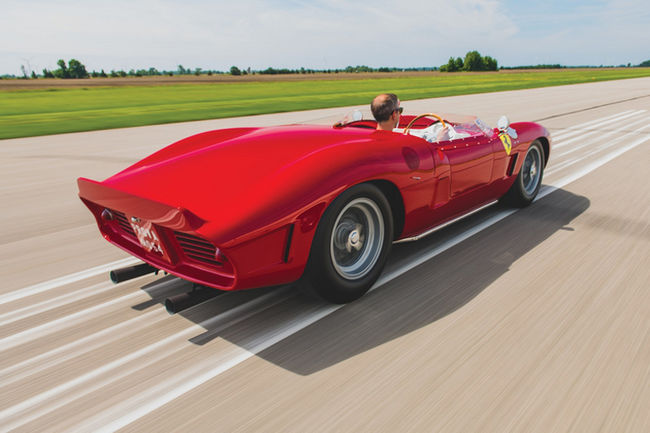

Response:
(78, 112), (550, 304)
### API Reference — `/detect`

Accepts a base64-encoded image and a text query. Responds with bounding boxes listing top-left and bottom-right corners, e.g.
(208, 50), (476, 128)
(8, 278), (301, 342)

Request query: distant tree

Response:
(177, 64), (187, 75)
(640, 59), (650, 67)
(463, 51), (483, 71)
(42, 68), (55, 78)
(31, 70), (38, 79)
(482, 55), (498, 71)
(100, 69), (107, 78)
(454, 57), (464, 71)
(67, 59), (89, 78)
(53, 59), (69, 78)
(20, 64), (28, 79)
(194, 67), (202, 76)
(441, 57), (459, 72)
(230, 66), (241, 75)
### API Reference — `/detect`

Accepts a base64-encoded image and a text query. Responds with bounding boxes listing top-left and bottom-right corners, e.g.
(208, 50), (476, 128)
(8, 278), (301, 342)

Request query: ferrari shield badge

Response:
(499, 132), (512, 155)
(497, 115), (518, 156)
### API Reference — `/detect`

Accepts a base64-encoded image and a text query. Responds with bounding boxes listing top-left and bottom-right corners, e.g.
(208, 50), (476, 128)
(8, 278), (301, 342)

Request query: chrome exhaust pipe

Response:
(165, 288), (221, 314)
(110, 263), (157, 284)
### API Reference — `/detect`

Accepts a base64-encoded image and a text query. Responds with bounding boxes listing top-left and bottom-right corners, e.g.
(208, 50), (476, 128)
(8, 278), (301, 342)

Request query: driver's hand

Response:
(436, 125), (450, 141)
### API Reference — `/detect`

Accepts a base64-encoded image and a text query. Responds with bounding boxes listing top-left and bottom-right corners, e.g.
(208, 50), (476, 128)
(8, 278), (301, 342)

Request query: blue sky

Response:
(1, 0), (648, 75)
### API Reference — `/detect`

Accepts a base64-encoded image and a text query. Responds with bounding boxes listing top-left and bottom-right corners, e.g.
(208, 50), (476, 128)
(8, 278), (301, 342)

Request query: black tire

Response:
(304, 183), (393, 304)
(501, 140), (545, 207)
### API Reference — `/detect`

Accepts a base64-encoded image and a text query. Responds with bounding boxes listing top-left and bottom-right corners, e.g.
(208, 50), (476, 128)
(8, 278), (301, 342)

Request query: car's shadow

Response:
(134, 187), (590, 376)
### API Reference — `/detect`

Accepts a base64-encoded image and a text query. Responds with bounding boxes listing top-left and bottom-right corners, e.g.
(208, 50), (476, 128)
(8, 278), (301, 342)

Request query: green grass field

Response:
(2, 68), (649, 139)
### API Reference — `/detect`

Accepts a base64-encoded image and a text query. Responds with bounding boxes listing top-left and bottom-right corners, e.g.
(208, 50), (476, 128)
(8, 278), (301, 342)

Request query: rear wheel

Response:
(305, 183), (393, 303)
(502, 140), (544, 207)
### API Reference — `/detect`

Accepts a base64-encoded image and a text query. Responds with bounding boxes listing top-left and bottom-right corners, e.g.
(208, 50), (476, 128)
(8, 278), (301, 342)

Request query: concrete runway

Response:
(0, 77), (649, 432)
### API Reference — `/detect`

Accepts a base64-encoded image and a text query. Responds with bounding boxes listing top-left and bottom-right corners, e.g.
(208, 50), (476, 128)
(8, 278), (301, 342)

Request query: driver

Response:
(371, 93), (403, 131)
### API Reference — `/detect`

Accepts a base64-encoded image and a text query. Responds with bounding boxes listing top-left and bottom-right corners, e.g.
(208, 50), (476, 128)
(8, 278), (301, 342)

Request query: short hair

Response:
(371, 93), (399, 122)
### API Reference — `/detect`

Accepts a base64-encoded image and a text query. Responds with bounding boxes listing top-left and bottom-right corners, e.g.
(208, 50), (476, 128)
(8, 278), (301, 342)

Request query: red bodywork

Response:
(78, 115), (551, 291)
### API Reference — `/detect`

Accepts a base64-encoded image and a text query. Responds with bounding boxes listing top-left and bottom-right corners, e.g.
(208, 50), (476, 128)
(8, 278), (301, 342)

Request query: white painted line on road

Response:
(0, 281), (113, 327)
(553, 115), (650, 158)
(549, 109), (635, 139)
(0, 264), (182, 327)
(0, 290), (143, 352)
(0, 257), (140, 306)
(0, 275), (192, 383)
(548, 121), (650, 176)
(547, 128), (650, 190)
(552, 129), (603, 150)
(551, 110), (645, 140)
(73, 126), (650, 433)
(0, 309), (162, 386)
(92, 303), (341, 433)
(0, 289), (293, 430)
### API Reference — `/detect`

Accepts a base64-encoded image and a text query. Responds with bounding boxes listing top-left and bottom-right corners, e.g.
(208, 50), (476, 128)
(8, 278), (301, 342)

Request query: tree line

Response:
(13, 59), (437, 80)
(5, 56), (650, 79)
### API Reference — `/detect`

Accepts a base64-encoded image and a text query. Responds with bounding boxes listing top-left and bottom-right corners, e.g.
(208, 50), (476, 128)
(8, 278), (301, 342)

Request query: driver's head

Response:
(371, 93), (402, 131)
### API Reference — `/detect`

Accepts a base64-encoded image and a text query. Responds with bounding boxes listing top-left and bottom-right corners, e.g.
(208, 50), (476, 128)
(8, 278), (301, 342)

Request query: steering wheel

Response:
(403, 113), (446, 135)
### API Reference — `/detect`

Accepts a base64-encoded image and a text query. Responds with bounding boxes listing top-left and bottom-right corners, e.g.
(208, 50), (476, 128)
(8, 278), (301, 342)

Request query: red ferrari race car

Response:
(78, 111), (550, 306)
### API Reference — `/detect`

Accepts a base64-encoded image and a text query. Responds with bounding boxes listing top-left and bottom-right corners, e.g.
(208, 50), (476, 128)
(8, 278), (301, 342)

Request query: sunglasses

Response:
(395, 107), (403, 114)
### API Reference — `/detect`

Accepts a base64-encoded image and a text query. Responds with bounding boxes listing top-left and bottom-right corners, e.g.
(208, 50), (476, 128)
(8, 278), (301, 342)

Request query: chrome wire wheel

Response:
(522, 145), (542, 196)
(330, 198), (385, 280)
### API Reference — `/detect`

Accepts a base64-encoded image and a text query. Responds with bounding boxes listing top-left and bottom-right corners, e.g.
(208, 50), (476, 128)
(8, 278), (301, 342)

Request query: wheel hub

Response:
(330, 198), (384, 280)
(346, 225), (364, 252)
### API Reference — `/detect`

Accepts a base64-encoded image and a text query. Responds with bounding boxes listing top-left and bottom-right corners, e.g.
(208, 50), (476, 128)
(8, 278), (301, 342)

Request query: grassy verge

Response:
(2, 68), (649, 139)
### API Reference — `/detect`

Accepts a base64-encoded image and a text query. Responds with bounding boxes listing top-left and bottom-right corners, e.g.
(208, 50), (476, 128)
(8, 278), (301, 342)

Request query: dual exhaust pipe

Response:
(109, 262), (221, 314)
(110, 263), (158, 284)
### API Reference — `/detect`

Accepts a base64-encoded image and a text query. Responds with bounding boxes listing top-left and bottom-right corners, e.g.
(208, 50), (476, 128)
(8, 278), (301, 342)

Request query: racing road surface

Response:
(1, 78), (649, 432)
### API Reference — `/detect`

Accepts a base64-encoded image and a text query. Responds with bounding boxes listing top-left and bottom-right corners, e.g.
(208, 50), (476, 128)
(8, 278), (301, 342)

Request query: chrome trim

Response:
(393, 200), (499, 244)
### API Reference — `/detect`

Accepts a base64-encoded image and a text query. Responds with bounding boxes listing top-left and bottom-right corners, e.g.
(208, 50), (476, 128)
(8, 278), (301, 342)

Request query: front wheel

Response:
(304, 184), (393, 304)
(502, 140), (545, 207)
